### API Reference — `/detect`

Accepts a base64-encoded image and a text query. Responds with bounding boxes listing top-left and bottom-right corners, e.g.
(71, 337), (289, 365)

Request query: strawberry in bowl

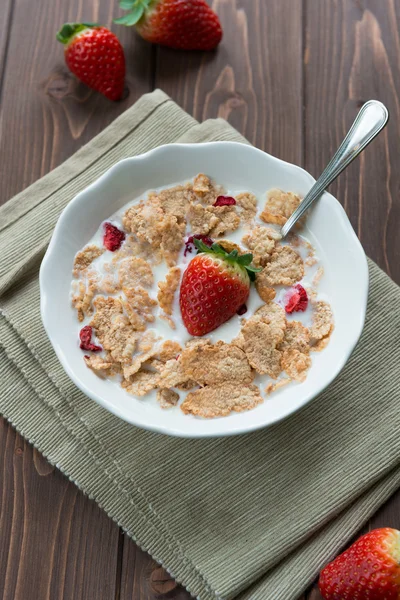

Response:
(179, 240), (260, 336)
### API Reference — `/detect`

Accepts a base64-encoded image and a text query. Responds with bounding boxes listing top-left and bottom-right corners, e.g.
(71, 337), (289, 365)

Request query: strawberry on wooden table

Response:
(56, 23), (125, 101)
(319, 527), (400, 600)
(179, 240), (260, 336)
(115, 0), (222, 51)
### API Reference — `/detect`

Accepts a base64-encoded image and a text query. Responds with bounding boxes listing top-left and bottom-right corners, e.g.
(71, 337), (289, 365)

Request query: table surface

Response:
(1, 1), (400, 598)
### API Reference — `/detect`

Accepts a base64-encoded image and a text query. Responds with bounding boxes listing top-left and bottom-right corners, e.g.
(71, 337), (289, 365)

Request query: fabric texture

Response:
(1, 89), (399, 600)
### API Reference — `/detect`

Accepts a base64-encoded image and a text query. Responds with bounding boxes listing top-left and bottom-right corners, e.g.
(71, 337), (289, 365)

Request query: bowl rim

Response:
(40, 141), (369, 438)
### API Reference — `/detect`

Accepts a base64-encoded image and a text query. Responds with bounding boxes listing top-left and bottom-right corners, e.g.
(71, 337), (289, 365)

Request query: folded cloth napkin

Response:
(1, 89), (400, 600)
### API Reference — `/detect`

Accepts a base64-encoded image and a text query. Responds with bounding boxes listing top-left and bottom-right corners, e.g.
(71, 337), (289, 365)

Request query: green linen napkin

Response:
(1, 89), (400, 600)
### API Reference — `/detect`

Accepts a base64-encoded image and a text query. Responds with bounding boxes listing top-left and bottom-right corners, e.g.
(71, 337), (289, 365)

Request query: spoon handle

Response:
(281, 100), (389, 237)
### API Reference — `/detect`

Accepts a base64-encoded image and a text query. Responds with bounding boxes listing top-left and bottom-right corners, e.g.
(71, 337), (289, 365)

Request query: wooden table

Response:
(1, 1), (400, 598)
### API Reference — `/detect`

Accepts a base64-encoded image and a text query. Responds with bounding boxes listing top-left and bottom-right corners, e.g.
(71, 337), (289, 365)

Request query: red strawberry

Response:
(56, 23), (125, 100)
(319, 528), (400, 600)
(179, 240), (260, 336)
(115, 0), (222, 51)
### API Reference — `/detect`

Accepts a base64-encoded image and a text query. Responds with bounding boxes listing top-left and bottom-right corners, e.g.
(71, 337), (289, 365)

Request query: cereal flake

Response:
(73, 245), (104, 277)
(157, 267), (181, 316)
(157, 388), (180, 409)
(253, 302), (287, 343)
(255, 271), (276, 303)
(208, 206), (241, 236)
(123, 331), (161, 379)
(193, 174), (225, 205)
(310, 301), (334, 350)
(281, 349), (311, 381)
(235, 192), (258, 222)
(123, 287), (157, 325)
(260, 189), (302, 226)
(279, 321), (310, 354)
(265, 378), (291, 394)
(122, 370), (160, 396)
(187, 204), (220, 235)
(118, 257), (154, 290)
(90, 296), (123, 337)
(101, 315), (139, 364)
(242, 226), (282, 267)
(159, 357), (193, 389)
(241, 320), (282, 378)
(180, 341), (253, 386)
(181, 384), (263, 418)
(193, 174), (211, 195)
(160, 216), (186, 266)
(155, 183), (194, 221)
(72, 278), (97, 322)
(260, 246), (304, 286)
(84, 353), (121, 378)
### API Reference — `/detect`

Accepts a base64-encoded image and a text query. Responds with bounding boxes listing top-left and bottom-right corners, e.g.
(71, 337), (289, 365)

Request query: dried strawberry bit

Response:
(184, 234), (213, 257)
(284, 284), (308, 314)
(103, 222), (126, 252)
(213, 195), (236, 207)
(237, 304), (248, 316)
(79, 326), (102, 352)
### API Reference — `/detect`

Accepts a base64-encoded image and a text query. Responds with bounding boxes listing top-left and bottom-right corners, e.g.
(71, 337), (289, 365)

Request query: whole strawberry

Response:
(56, 23), (125, 100)
(115, 0), (222, 51)
(180, 240), (260, 336)
(319, 528), (400, 600)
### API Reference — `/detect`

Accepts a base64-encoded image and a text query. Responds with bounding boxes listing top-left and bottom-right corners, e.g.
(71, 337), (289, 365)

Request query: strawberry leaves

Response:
(56, 23), (98, 44)
(193, 238), (261, 281)
(114, 0), (153, 25)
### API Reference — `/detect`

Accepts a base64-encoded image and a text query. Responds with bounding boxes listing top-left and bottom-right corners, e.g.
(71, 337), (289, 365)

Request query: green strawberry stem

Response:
(194, 239), (262, 281)
(56, 23), (98, 44)
(114, 0), (153, 26)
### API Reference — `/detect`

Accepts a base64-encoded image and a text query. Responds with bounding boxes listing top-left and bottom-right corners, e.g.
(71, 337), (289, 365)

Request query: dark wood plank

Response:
(155, 0), (303, 164)
(304, 0), (400, 283)
(120, 536), (189, 600)
(0, 417), (121, 600)
(0, 0), (13, 85)
(0, 0), (153, 206)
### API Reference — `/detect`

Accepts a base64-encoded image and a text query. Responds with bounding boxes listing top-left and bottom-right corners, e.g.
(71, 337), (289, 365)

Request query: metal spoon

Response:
(281, 100), (389, 237)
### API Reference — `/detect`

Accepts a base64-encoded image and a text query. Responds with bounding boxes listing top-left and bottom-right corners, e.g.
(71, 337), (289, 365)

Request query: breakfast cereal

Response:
(71, 175), (334, 419)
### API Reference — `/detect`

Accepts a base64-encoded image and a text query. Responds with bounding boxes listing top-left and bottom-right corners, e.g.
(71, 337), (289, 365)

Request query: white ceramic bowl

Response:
(40, 142), (368, 438)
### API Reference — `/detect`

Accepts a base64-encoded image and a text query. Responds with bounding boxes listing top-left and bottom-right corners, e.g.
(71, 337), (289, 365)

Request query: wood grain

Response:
(120, 536), (189, 600)
(0, 0), (153, 207)
(0, 417), (121, 600)
(155, 0), (303, 164)
(304, 0), (400, 284)
(0, 0), (13, 87)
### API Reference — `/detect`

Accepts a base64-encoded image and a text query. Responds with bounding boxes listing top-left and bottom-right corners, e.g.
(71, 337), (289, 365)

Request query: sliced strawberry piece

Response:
(284, 284), (308, 314)
(213, 196), (236, 207)
(79, 326), (102, 352)
(236, 304), (248, 316)
(103, 222), (126, 252)
(184, 234), (214, 257)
